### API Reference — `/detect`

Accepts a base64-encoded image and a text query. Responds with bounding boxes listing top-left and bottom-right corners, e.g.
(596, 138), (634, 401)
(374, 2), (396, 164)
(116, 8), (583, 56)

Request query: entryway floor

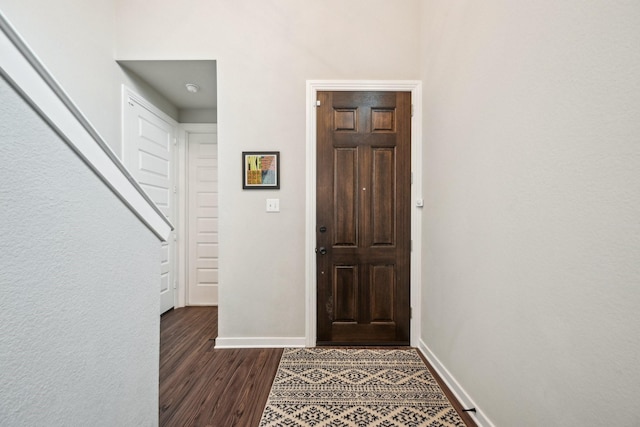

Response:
(159, 307), (476, 426)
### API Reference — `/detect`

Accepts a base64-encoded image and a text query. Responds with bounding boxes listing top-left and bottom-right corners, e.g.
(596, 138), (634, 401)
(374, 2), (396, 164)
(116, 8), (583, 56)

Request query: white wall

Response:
(1, 0), (420, 346)
(419, 1), (640, 425)
(9, 2), (638, 424)
(0, 77), (160, 426)
(2, 0), (420, 345)
(0, 1), (179, 154)
(116, 0), (421, 341)
(0, 0), (122, 150)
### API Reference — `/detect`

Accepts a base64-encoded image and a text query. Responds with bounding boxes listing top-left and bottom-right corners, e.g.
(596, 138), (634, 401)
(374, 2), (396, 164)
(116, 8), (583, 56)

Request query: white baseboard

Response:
(184, 303), (219, 307)
(215, 336), (306, 349)
(418, 339), (495, 427)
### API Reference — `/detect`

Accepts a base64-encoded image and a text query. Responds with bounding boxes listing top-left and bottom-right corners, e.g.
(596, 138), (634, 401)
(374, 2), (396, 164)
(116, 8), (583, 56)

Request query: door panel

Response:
(187, 130), (218, 305)
(334, 265), (358, 322)
(370, 264), (395, 322)
(123, 97), (176, 315)
(317, 91), (411, 345)
(372, 148), (395, 245)
(334, 148), (358, 246)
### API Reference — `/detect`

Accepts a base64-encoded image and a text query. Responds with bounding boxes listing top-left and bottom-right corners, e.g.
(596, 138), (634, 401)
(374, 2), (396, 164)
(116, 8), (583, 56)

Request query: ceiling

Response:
(118, 60), (217, 110)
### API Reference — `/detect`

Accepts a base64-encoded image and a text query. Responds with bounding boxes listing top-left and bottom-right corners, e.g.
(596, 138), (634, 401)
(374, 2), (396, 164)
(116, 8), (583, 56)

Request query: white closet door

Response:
(123, 92), (177, 314)
(187, 130), (218, 305)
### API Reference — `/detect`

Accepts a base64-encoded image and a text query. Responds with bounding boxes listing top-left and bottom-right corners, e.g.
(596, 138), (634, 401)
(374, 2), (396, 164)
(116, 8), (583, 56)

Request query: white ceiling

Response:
(118, 60), (217, 110)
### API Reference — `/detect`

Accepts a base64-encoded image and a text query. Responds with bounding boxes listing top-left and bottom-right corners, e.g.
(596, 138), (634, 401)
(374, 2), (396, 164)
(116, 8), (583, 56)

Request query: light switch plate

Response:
(266, 198), (280, 212)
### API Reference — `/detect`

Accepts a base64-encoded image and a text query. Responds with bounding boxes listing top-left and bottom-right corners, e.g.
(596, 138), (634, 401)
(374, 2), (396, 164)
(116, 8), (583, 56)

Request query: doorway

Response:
(118, 60), (218, 312)
(305, 80), (423, 347)
(183, 124), (219, 305)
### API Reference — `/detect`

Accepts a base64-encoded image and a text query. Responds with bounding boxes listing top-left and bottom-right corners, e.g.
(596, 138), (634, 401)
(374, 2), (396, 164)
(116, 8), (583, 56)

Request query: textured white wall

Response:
(420, 1), (640, 425)
(0, 78), (160, 426)
(116, 0), (421, 340)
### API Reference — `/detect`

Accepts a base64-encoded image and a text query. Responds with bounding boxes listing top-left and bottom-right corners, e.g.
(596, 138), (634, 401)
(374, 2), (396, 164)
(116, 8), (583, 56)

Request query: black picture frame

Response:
(242, 151), (280, 189)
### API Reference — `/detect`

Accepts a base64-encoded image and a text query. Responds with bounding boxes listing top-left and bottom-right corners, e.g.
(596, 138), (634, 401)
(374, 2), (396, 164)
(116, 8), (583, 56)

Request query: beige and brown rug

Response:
(258, 348), (465, 427)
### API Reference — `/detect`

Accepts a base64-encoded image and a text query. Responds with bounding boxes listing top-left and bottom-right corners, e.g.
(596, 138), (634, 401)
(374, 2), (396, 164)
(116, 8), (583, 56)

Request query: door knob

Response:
(319, 226), (327, 233)
(316, 247), (327, 255)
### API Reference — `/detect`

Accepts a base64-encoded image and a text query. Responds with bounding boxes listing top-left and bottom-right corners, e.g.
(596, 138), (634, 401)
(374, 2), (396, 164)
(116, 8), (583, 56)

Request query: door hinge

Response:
(410, 307), (413, 319)
(411, 104), (414, 117)
(173, 280), (177, 290)
(411, 172), (413, 185)
(316, 100), (321, 107)
(173, 186), (177, 194)
(411, 239), (413, 252)
(173, 138), (178, 146)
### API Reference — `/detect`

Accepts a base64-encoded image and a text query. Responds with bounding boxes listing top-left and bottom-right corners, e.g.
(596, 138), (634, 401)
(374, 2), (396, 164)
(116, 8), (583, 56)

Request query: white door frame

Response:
(305, 80), (423, 347)
(177, 123), (218, 308)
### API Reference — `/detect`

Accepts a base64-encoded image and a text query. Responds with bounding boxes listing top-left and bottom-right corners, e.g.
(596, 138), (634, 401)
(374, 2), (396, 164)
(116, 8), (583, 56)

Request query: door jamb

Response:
(305, 80), (423, 347)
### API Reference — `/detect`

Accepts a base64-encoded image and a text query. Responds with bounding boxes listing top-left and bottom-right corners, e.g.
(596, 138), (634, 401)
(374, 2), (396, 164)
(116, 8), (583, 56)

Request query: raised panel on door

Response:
(370, 264), (395, 323)
(317, 91), (411, 345)
(371, 148), (395, 246)
(333, 265), (358, 323)
(187, 130), (218, 305)
(333, 148), (358, 247)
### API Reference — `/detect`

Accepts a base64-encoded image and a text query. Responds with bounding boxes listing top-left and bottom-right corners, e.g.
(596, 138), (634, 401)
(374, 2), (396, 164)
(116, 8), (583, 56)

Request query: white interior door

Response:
(122, 90), (177, 314)
(186, 129), (218, 305)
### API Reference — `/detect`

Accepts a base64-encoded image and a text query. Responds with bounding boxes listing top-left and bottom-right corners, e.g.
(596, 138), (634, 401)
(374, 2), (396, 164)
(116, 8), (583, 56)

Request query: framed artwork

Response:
(242, 151), (280, 189)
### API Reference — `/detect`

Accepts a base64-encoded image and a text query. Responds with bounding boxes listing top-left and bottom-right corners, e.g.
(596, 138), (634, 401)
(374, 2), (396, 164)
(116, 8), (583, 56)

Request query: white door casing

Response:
(185, 126), (218, 305)
(122, 87), (178, 314)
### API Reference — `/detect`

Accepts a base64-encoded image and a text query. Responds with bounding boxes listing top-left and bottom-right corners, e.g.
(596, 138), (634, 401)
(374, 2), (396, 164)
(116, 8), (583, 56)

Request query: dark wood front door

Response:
(316, 91), (411, 345)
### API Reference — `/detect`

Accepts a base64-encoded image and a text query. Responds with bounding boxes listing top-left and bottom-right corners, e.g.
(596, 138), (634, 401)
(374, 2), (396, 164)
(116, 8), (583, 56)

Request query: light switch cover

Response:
(266, 198), (280, 212)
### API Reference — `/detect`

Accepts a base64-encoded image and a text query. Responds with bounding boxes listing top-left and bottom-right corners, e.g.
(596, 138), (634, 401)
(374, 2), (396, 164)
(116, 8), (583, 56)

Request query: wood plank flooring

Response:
(159, 307), (476, 427)
(159, 307), (282, 427)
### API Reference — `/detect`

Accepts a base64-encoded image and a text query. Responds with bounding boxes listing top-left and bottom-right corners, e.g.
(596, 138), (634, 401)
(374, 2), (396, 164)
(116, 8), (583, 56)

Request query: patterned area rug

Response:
(258, 348), (466, 427)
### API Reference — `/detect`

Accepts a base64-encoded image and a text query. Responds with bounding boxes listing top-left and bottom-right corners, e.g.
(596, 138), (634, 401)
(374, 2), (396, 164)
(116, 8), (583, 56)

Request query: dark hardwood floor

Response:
(159, 307), (282, 427)
(159, 307), (476, 427)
